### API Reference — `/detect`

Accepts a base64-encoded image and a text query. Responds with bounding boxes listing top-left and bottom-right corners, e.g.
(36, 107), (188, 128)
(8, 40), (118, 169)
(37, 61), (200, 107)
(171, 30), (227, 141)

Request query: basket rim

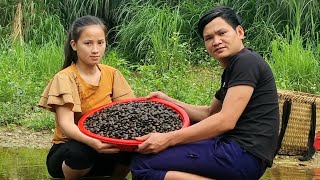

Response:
(78, 97), (190, 146)
(278, 89), (320, 103)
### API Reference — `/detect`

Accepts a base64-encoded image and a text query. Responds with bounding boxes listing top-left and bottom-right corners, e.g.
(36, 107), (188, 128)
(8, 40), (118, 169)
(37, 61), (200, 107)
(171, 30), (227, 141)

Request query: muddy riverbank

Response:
(0, 126), (52, 149)
(1, 126), (320, 170)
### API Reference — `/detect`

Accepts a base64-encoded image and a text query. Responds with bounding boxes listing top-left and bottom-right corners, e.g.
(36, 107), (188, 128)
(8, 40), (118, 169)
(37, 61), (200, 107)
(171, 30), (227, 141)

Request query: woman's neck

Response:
(76, 63), (99, 76)
(75, 63), (101, 86)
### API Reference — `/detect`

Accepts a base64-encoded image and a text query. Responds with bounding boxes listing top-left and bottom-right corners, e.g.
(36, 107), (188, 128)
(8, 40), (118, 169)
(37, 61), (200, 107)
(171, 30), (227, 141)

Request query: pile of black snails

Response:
(84, 101), (183, 139)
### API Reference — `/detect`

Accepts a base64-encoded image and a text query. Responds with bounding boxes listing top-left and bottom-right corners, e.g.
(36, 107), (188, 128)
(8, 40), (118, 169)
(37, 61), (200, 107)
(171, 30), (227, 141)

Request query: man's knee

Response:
(131, 155), (166, 180)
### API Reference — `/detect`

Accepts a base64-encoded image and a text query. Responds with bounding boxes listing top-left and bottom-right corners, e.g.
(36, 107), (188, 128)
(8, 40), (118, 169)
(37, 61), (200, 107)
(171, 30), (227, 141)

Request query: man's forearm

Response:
(166, 97), (211, 122)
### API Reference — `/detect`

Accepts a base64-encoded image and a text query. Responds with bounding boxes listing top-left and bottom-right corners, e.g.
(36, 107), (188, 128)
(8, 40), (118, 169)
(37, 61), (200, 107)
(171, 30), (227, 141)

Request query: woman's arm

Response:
(55, 104), (120, 154)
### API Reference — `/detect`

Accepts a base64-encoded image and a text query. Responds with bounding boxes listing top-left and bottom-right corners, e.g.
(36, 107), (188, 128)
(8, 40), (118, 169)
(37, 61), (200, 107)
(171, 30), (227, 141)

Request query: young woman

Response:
(39, 15), (135, 180)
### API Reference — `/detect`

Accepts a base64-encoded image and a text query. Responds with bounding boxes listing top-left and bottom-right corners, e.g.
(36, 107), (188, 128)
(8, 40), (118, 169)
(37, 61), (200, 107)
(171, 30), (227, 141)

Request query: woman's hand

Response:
(136, 132), (175, 154)
(89, 138), (121, 154)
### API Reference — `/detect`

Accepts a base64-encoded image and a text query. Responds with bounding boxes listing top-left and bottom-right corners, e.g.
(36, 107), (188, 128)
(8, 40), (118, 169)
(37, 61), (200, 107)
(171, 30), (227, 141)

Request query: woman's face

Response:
(70, 25), (106, 66)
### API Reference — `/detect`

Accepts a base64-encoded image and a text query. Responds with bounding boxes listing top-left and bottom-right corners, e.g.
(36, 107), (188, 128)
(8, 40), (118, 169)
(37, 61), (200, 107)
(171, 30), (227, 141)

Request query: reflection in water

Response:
(0, 147), (320, 180)
(261, 166), (316, 180)
(0, 147), (50, 180)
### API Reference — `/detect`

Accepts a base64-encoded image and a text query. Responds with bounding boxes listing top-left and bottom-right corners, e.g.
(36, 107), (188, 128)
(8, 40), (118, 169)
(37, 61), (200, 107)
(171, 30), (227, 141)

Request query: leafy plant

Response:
(1, 0), (320, 130)
(269, 28), (319, 93)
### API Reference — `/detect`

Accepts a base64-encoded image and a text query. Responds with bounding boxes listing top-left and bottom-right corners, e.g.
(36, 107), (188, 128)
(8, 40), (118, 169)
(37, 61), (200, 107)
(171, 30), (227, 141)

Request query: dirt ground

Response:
(1, 126), (320, 169)
(0, 126), (52, 149)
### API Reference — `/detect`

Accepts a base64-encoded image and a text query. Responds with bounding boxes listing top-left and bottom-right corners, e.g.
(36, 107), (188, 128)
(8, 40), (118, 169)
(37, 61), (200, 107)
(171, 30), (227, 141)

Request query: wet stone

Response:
(84, 101), (183, 139)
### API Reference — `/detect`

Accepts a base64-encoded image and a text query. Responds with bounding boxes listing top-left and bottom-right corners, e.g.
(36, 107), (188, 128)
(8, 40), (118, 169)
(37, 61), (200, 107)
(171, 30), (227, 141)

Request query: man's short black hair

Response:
(197, 6), (242, 39)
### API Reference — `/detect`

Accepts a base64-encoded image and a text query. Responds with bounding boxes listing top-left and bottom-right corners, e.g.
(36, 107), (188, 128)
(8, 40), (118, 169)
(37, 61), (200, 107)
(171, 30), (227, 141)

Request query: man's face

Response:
(203, 17), (244, 62)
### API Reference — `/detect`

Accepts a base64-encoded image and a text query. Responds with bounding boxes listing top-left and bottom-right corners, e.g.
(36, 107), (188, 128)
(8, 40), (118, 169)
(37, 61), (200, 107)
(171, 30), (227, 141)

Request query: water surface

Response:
(0, 147), (319, 180)
(0, 147), (49, 179)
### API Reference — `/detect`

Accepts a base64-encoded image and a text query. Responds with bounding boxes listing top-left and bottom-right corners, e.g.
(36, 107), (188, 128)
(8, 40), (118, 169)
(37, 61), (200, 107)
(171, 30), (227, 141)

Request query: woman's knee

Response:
(63, 140), (98, 169)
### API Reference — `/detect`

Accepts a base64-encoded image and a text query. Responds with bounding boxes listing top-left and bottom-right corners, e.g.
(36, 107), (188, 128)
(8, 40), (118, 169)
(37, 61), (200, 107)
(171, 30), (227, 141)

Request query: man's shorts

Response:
(131, 136), (266, 180)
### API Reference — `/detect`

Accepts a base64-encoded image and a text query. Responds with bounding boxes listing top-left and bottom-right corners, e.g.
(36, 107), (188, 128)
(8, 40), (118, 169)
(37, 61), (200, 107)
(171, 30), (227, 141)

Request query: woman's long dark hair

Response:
(62, 15), (107, 69)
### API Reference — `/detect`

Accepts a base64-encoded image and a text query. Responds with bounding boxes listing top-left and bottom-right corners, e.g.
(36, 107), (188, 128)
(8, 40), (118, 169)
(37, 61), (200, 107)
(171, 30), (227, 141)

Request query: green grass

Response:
(0, 41), (219, 129)
(268, 28), (320, 94)
(0, 42), (62, 127)
(1, 0), (320, 129)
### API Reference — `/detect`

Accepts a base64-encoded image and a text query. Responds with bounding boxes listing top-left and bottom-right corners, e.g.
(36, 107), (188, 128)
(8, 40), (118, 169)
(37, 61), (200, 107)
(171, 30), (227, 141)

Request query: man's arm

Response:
(181, 98), (222, 123)
(171, 85), (254, 144)
(137, 85), (254, 153)
(149, 92), (222, 122)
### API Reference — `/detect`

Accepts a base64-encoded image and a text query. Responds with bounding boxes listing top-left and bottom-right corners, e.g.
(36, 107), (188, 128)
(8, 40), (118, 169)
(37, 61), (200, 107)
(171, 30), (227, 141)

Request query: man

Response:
(131, 6), (279, 180)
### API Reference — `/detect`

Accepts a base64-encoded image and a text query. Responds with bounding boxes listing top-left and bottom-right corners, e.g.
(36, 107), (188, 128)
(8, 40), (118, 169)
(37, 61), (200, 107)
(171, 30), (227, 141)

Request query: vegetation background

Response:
(0, 0), (319, 130)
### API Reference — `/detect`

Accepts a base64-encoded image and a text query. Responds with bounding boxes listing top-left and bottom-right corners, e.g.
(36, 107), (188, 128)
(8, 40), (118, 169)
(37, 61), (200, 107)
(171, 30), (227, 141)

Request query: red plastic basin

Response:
(78, 97), (190, 151)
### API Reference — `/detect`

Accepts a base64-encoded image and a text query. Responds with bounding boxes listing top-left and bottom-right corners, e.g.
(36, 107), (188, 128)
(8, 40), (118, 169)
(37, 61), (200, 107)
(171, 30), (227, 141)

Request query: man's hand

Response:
(136, 132), (175, 154)
(146, 91), (170, 101)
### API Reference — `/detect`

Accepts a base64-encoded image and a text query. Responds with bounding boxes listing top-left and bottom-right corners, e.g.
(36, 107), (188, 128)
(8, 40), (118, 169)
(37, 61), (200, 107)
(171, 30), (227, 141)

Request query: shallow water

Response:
(0, 147), (49, 180)
(0, 147), (319, 180)
(261, 166), (319, 180)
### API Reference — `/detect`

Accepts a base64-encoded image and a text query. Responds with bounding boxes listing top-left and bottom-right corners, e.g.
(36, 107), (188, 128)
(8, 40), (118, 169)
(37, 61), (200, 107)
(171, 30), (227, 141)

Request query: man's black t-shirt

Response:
(215, 48), (279, 167)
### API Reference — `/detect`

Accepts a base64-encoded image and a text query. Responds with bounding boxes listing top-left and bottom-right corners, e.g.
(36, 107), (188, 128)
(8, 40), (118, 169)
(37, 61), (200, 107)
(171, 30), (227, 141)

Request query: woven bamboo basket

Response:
(277, 89), (320, 156)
